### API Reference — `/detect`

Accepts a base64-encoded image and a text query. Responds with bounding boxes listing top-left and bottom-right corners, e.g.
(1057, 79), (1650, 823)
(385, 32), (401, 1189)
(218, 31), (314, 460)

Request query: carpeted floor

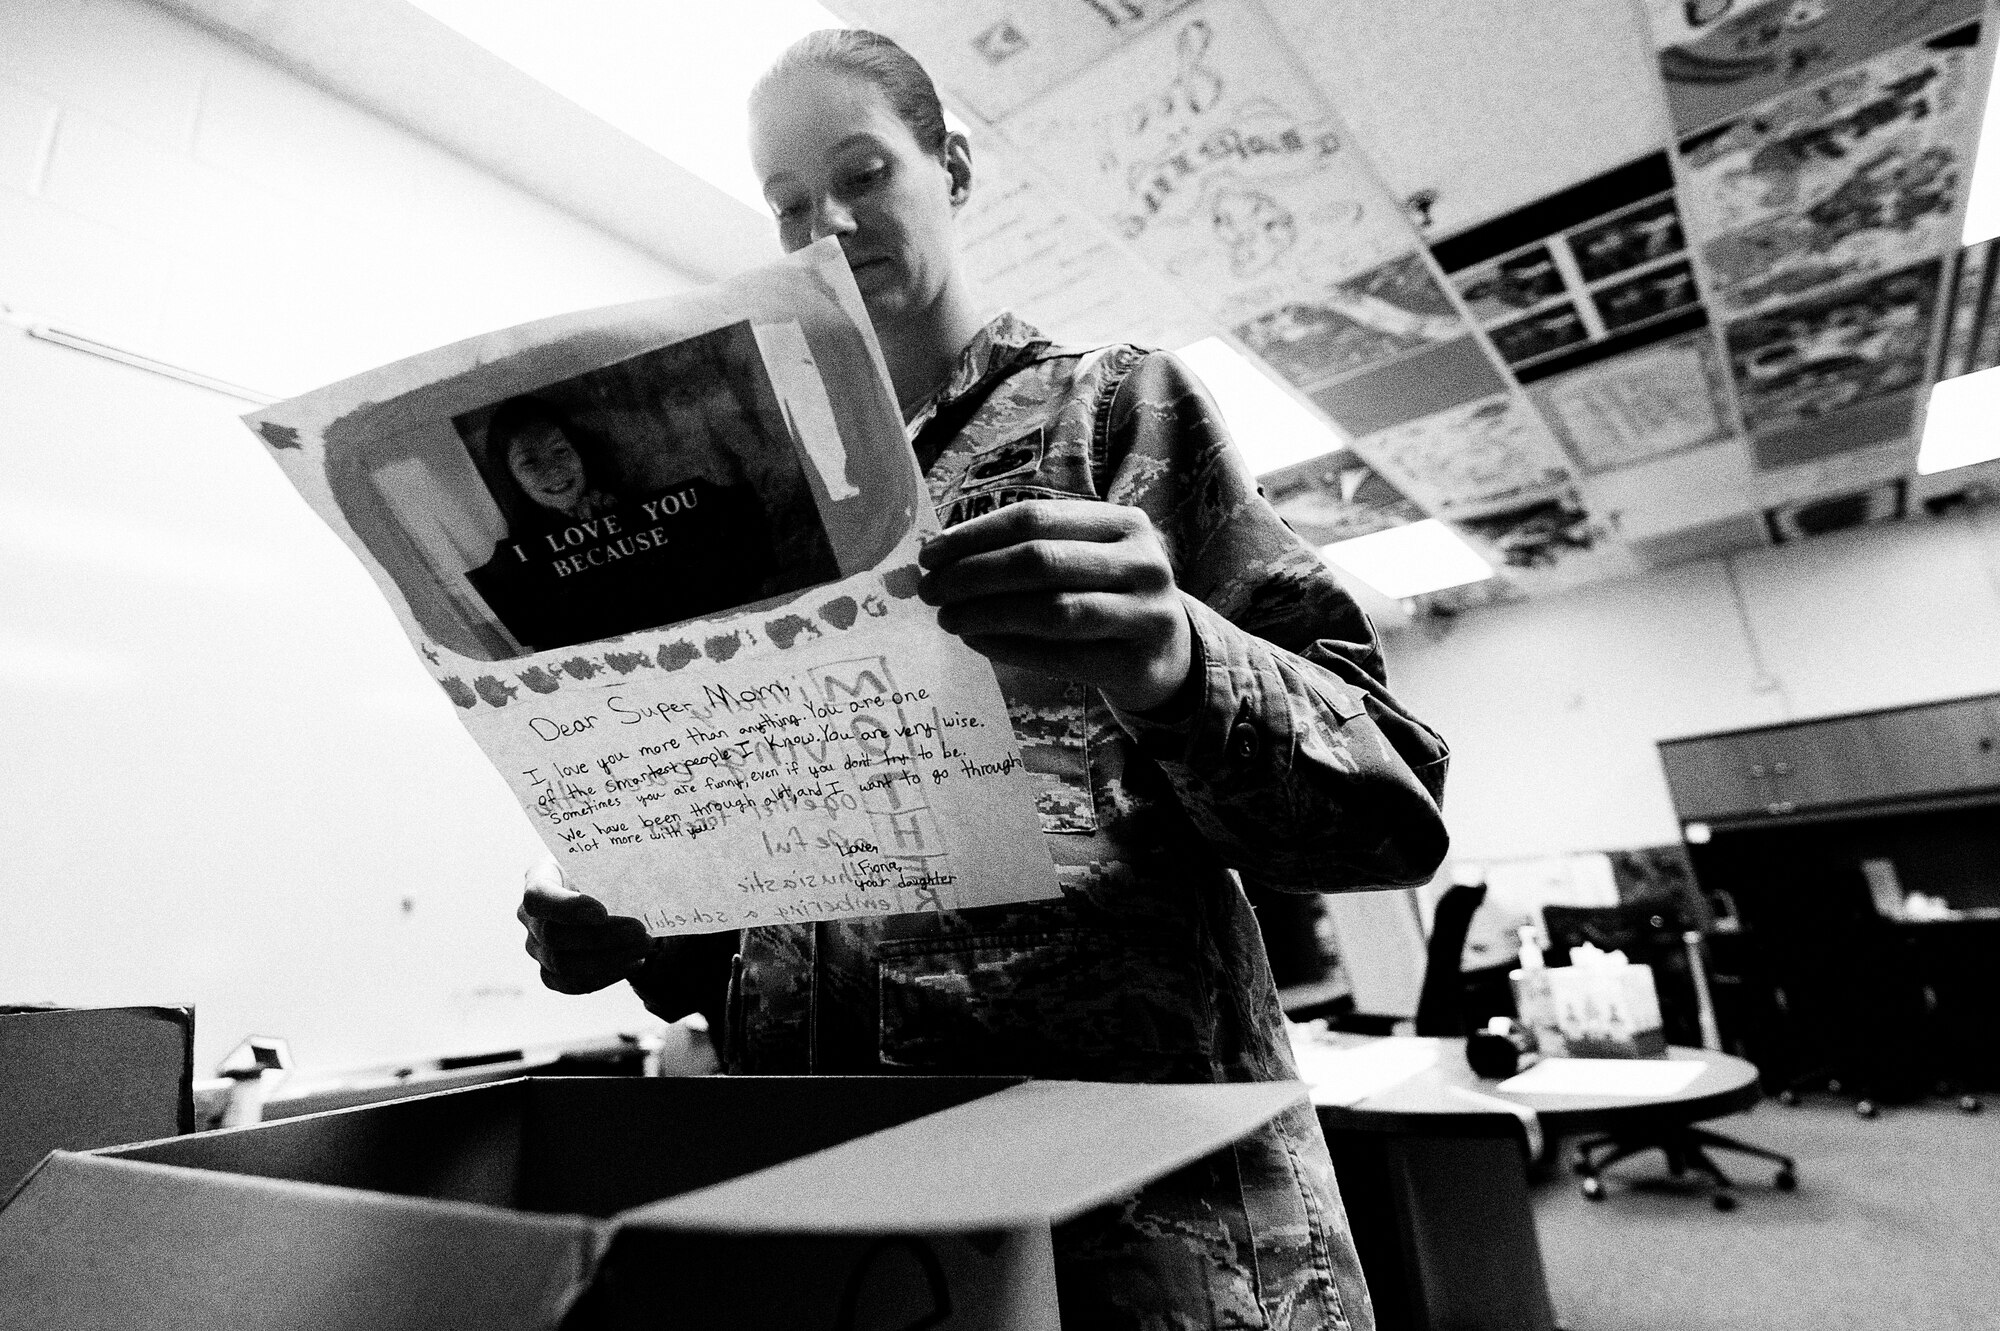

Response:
(1532, 1097), (1999, 1330)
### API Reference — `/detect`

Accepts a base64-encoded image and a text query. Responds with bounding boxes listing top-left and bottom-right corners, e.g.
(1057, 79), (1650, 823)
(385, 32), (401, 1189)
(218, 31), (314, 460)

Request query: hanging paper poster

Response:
(1529, 332), (1736, 472)
(958, 144), (1211, 350)
(1432, 154), (1712, 384)
(829, 0), (1195, 122)
(1001, 1), (1415, 328)
(1260, 451), (1427, 545)
(246, 240), (1059, 935)
(1451, 491), (1638, 593)
(1765, 476), (1909, 541)
(1645, 0), (1985, 135)
(1232, 252), (1464, 389)
(1266, 0), (1668, 242)
(1354, 395), (1573, 517)
(1677, 24), (1985, 317)
(1724, 258), (1943, 433)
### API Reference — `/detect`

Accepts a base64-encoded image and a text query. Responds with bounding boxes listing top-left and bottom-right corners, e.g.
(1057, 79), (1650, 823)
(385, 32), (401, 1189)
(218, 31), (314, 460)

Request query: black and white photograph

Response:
(1593, 257), (1700, 331)
(1451, 244), (1569, 323)
(441, 321), (840, 653)
(1489, 301), (1592, 365)
(10, 3), (2000, 1329)
(1568, 194), (1686, 283)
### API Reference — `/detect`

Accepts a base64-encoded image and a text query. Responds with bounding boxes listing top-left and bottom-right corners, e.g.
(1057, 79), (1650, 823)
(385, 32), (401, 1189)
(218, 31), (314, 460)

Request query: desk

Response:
(1303, 1035), (1761, 1331)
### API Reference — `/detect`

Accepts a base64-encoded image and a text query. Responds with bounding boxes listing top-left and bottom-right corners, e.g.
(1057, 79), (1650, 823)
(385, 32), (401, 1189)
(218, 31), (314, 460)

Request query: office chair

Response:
(1542, 902), (1797, 1211)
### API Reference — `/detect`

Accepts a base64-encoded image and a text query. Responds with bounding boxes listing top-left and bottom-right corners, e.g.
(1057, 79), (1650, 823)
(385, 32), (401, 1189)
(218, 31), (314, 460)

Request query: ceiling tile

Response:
(1266, 0), (1670, 240)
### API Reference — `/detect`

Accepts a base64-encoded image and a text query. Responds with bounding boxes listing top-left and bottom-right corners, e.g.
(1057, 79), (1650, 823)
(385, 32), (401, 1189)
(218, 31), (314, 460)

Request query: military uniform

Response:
(636, 313), (1449, 1330)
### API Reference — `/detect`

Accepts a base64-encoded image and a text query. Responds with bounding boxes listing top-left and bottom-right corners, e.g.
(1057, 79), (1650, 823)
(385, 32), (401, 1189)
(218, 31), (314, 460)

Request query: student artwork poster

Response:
(999, 2), (1412, 329)
(1232, 252), (1464, 391)
(1352, 395), (1574, 518)
(247, 240), (1059, 935)
(1677, 23), (1985, 317)
(1258, 452), (1427, 545)
(1528, 333), (1735, 473)
(1724, 258), (1943, 432)
(1645, 0), (1986, 135)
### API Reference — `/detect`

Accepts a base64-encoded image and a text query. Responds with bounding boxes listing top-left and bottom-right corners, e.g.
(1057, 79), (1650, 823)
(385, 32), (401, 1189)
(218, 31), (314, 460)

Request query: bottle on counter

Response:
(1510, 924), (1566, 1057)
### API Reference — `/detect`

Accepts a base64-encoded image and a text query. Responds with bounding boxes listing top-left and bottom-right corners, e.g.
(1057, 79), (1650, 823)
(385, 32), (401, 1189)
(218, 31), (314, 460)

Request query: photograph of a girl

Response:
(456, 320), (840, 652)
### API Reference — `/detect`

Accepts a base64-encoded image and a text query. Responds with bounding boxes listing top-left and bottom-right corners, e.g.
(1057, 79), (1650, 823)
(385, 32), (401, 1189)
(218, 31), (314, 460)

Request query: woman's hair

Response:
(753, 28), (949, 157)
(482, 395), (605, 525)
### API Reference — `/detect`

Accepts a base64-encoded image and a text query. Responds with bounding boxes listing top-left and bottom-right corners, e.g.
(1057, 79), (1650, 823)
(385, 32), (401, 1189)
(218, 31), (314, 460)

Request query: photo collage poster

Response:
(1432, 155), (1709, 386)
(249, 241), (1060, 936)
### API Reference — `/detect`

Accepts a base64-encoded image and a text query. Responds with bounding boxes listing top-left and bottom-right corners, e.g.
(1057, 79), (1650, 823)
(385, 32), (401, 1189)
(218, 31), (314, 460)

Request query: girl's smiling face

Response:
(506, 421), (588, 513)
(749, 68), (969, 322)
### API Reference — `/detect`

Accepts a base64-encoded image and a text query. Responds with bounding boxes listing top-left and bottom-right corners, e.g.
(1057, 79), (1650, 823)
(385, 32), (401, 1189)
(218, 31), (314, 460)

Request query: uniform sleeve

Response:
(1099, 350), (1450, 891)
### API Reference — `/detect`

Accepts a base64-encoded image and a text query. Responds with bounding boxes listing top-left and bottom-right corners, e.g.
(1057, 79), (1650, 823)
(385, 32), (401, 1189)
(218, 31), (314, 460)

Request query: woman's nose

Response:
(810, 196), (857, 241)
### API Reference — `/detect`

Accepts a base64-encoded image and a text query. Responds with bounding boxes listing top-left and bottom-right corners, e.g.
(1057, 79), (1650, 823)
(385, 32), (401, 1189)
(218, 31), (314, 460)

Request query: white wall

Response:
(1385, 506), (2000, 866)
(0, 0), (711, 1073)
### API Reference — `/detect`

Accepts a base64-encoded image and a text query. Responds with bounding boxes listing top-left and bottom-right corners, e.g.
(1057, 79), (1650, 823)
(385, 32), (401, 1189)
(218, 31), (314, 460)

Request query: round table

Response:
(1300, 1035), (1765, 1331)
(1312, 1037), (1763, 1137)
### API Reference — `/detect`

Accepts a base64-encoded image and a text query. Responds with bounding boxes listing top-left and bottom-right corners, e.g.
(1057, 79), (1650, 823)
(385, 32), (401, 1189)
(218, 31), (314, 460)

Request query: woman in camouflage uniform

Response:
(521, 29), (1449, 1331)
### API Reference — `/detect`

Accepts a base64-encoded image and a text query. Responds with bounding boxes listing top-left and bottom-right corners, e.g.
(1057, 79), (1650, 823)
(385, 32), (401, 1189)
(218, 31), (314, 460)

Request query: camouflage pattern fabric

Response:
(648, 313), (1450, 1330)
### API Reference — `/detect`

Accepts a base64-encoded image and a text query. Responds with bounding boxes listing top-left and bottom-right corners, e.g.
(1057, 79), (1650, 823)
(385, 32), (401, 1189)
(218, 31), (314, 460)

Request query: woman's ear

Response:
(943, 131), (973, 209)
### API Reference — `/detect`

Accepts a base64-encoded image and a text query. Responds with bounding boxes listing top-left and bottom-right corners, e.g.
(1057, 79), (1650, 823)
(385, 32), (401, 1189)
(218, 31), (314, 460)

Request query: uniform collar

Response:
(903, 310), (1048, 440)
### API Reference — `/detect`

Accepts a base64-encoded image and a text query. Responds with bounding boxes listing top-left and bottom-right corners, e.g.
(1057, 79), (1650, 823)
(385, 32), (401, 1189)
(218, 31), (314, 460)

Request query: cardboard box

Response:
(0, 1074), (1303, 1330)
(0, 1005), (193, 1196)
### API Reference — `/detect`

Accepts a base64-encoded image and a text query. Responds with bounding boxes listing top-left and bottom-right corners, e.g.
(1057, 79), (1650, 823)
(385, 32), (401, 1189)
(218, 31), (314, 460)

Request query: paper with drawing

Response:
(248, 240), (1058, 934)
(1000, 2), (1412, 329)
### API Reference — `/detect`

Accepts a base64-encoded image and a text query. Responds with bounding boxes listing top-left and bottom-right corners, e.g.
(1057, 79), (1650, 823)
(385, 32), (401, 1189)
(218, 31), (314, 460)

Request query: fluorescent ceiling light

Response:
(1917, 363), (2000, 474)
(1320, 519), (1493, 601)
(1965, 51), (2000, 246)
(1172, 337), (1349, 477)
(408, 0), (845, 214)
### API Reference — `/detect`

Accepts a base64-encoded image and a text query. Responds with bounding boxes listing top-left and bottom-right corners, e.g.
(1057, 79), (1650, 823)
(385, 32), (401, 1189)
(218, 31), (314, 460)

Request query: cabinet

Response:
(1659, 695), (2000, 824)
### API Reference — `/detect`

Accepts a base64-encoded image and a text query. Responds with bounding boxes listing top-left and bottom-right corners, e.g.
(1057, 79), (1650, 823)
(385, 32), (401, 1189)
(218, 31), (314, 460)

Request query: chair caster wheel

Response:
(1775, 1168), (1797, 1192)
(1712, 1192), (1737, 1212)
(1855, 1099), (1878, 1120)
(1959, 1096), (1983, 1114)
(1581, 1177), (1605, 1201)
(1778, 1089), (1800, 1107)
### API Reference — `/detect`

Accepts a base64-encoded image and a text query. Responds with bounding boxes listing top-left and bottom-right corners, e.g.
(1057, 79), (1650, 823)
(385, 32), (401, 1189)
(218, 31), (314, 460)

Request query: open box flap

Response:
(0, 1005), (193, 1195)
(623, 1079), (1309, 1234)
(0, 1152), (601, 1331)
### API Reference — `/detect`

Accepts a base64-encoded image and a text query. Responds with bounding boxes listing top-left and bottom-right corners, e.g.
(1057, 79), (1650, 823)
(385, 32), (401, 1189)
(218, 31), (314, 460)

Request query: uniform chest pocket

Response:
(963, 427), (1044, 485)
(875, 930), (1214, 1080)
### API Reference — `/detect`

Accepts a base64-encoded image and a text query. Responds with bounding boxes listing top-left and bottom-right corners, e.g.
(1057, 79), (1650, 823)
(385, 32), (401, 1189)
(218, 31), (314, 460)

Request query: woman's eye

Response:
(839, 163), (887, 195)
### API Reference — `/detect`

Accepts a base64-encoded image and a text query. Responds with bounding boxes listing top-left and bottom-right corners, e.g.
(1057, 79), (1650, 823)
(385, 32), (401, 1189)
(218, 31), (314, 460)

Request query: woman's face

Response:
(749, 69), (967, 322)
(505, 421), (587, 513)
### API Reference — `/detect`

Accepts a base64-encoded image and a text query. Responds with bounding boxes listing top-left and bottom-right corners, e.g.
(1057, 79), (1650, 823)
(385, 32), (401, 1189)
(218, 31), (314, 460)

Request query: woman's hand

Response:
(917, 499), (1194, 714)
(518, 857), (653, 994)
